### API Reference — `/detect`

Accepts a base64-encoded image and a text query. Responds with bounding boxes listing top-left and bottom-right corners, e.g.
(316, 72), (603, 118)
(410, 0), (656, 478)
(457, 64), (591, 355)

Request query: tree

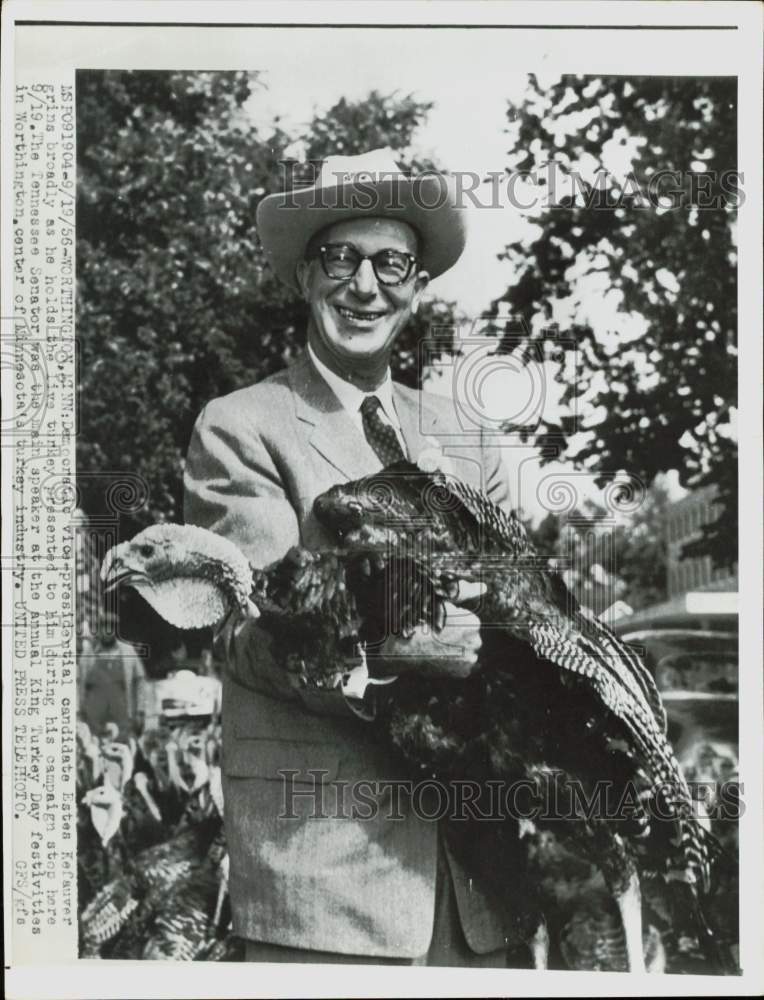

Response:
(611, 479), (671, 610)
(301, 90), (439, 173)
(495, 76), (737, 568)
(76, 73), (456, 531)
(527, 510), (561, 554)
(524, 480), (672, 615)
(77, 70), (292, 528)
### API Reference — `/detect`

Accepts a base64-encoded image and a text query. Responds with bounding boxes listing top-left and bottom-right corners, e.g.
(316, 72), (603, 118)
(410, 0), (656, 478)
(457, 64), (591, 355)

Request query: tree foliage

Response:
(301, 90), (437, 171)
(76, 72), (455, 529)
(525, 479), (671, 615)
(496, 76), (737, 567)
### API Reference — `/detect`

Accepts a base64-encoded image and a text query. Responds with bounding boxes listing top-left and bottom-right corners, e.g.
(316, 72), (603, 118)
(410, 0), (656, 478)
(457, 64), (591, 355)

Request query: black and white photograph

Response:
(3, 3), (763, 998)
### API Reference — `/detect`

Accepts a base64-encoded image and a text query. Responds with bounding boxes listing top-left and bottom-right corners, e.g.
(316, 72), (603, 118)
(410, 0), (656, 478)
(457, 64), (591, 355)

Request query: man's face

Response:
(296, 217), (429, 371)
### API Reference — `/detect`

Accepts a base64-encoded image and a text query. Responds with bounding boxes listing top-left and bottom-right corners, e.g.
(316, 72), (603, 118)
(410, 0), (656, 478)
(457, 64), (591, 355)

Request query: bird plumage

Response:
(99, 475), (734, 972)
(313, 466), (707, 880)
(313, 463), (733, 971)
(77, 719), (233, 960)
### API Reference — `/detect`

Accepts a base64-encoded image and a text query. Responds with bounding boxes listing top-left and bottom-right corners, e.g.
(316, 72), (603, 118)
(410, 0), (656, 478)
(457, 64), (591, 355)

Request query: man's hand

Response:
(372, 580), (486, 680)
(417, 441), (455, 476)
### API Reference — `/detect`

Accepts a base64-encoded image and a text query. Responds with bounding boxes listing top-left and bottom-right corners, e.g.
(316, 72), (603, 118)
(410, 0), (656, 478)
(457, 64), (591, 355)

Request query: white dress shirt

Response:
(307, 343), (408, 456)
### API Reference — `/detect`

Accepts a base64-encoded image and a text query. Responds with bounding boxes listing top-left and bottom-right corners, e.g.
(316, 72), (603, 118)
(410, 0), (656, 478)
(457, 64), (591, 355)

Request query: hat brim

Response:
(256, 175), (467, 292)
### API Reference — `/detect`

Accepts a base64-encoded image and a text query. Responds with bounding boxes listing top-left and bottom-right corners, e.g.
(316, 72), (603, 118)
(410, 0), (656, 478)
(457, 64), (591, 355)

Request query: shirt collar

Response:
(307, 343), (399, 428)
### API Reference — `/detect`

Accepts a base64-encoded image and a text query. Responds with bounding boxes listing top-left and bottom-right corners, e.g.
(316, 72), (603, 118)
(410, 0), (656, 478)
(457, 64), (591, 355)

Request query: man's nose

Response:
(348, 258), (378, 298)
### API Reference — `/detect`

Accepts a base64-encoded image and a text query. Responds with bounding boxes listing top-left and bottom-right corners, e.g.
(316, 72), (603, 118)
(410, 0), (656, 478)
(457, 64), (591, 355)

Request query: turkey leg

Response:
(530, 917), (550, 970)
(614, 868), (646, 974)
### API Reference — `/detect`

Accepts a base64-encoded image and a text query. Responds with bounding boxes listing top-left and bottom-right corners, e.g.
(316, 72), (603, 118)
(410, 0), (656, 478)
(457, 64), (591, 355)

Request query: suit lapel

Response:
(288, 353), (380, 480)
(394, 382), (440, 462)
(288, 353), (442, 478)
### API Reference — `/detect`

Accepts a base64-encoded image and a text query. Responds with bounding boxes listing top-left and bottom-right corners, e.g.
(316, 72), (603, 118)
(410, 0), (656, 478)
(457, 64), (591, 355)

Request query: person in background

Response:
(78, 611), (146, 739)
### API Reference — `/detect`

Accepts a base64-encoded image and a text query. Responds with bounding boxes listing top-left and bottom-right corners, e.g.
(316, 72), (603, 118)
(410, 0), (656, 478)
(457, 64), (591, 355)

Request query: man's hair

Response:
(303, 218), (423, 263)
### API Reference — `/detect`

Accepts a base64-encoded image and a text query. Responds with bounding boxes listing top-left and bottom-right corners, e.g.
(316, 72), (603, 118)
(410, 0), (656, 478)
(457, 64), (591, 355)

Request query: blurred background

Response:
(74, 67), (738, 967)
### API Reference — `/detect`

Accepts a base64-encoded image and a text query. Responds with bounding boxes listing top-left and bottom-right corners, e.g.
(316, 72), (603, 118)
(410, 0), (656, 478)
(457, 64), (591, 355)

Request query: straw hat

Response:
(256, 147), (467, 291)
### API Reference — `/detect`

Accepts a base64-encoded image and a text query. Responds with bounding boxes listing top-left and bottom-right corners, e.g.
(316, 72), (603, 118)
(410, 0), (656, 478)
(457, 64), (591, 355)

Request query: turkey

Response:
(102, 526), (378, 698)
(313, 462), (734, 972)
(100, 500), (733, 973)
(80, 810), (227, 959)
(77, 716), (232, 960)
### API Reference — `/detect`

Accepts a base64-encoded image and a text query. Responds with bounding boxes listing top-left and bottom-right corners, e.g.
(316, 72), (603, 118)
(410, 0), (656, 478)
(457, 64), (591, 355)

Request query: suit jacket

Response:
(183, 352), (512, 958)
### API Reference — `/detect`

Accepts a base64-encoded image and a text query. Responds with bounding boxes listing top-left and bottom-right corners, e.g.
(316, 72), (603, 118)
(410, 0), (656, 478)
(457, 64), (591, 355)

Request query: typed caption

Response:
(9, 82), (78, 962)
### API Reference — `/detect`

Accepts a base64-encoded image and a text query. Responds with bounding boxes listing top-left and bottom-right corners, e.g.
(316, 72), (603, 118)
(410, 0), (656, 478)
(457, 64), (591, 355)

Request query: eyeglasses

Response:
(311, 243), (418, 287)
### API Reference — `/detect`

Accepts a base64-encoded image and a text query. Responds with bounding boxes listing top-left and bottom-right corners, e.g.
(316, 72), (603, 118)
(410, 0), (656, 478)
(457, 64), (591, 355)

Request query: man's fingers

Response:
(439, 601), (482, 634)
(418, 443), (455, 476)
(449, 580), (487, 606)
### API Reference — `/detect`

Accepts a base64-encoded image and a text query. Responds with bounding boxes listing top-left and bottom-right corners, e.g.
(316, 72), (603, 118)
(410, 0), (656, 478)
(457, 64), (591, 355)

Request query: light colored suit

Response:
(183, 352), (511, 959)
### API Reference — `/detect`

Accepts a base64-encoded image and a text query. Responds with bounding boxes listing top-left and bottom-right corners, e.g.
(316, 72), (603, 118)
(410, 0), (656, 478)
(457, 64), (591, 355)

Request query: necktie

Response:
(360, 395), (406, 466)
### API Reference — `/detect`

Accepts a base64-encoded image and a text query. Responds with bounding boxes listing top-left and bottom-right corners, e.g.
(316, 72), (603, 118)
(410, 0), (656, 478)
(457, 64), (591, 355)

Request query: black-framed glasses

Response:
(311, 243), (418, 287)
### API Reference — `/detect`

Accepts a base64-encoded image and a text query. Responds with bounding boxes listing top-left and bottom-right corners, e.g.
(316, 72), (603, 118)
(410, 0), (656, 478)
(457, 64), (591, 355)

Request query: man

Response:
(183, 149), (512, 965)
(78, 611), (146, 740)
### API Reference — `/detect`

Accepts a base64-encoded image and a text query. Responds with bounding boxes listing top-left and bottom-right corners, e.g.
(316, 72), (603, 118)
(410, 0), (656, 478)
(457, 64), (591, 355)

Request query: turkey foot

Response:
(615, 869), (646, 974)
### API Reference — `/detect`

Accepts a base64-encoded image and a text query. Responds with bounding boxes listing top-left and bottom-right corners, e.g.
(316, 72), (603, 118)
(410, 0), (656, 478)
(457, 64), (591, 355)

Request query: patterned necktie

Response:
(360, 395), (406, 466)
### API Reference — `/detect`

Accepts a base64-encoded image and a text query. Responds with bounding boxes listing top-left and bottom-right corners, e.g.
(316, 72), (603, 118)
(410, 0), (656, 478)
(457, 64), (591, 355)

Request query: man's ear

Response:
(295, 260), (312, 301)
(410, 269), (430, 315)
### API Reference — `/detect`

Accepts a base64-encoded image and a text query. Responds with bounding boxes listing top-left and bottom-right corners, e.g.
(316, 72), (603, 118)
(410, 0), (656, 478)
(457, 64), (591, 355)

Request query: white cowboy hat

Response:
(256, 147), (467, 291)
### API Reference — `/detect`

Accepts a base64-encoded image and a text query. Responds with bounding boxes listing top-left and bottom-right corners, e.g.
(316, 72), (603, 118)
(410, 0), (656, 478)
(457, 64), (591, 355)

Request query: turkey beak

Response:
(100, 545), (122, 590)
(101, 543), (142, 592)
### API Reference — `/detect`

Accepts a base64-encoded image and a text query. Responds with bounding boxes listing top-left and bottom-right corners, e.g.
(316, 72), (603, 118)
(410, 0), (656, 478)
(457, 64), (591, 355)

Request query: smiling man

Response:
(183, 149), (513, 966)
(298, 217), (426, 389)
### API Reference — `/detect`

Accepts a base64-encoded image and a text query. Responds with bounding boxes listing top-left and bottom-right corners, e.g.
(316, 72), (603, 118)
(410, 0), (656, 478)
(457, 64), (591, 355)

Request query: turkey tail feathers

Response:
(380, 468), (712, 891)
(573, 614), (668, 735)
(528, 622), (712, 892)
(432, 470), (668, 734)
